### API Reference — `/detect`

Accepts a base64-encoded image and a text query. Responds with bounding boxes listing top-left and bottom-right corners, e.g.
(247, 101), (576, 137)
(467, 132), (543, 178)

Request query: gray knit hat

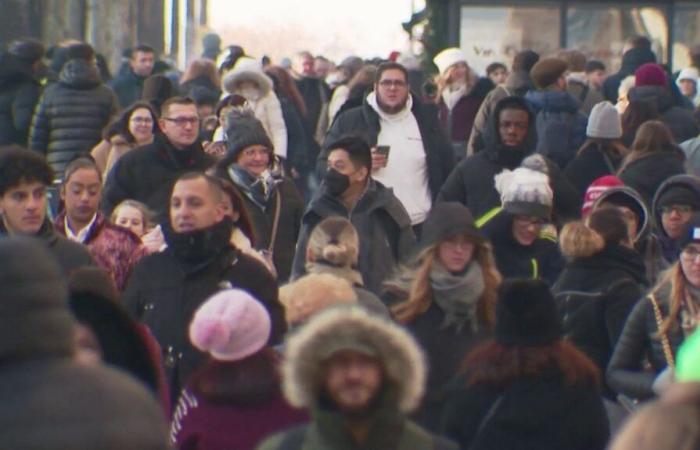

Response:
(224, 108), (274, 162)
(587, 101), (622, 139)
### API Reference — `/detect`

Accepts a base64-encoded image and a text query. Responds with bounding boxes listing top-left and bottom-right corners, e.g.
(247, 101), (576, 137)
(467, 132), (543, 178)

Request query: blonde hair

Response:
(436, 62), (477, 99)
(110, 199), (154, 231)
(391, 236), (501, 327)
(279, 273), (357, 326)
(651, 263), (686, 336)
(306, 217), (359, 268)
(559, 221), (605, 259)
(610, 401), (700, 450)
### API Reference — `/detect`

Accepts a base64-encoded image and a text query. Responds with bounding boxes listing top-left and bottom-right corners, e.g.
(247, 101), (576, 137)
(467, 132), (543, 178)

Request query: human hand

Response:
(371, 148), (388, 171)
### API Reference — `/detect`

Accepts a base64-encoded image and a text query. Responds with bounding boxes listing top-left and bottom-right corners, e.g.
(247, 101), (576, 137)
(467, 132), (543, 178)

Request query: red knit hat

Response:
(635, 63), (668, 87)
(581, 175), (624, 217)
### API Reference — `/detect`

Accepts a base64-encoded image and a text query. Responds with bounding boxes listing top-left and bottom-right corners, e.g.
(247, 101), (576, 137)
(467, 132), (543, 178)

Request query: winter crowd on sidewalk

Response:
(3, 31), (700, 449)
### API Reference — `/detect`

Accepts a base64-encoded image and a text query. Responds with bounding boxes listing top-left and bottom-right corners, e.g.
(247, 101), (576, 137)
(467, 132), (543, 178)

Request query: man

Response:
(53, 157), (145, 291)
(123, 172), (285, 401)
(292, 51), (331, 146)
(102, 96), (215, 223)
(677, 67), (700, 107)
(0, 148), (93, 274)
(293, 135), (415, 294)
(256, 306), (457, 450)
(29, 42), (118, 180)
(321, 62), (454, 229)
(524, 57), (588, 168)
(0, 39), (45, 146)
(603, 36), (656, 102)
(651, 175), (700, 265)
(109, 44), (155, 108)
(0, 237), (170, 450)
(559, 49), (605, 116)
(585, 60), (607, 93)
(486, 62), (508, 85)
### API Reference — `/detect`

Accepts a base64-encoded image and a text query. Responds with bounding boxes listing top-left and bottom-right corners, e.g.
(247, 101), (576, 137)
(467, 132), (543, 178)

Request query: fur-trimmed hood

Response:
(222, 56), (273, 96)
(282, 306), (426, 414)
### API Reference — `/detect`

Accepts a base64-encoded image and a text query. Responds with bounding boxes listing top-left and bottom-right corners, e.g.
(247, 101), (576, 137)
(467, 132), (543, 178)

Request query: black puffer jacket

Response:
(606, 281), (684, 400)
(552, 244), (647, 394)
(108, 69), (146, 109)
(565, 143), (624, 198)
(291, 180), (416, 295)
(603, 47), (656, 102)
(29, 59), (117, 178)
(618, 150), (686, 208)
(0, 53), (42, 146)
(320, 95), (455, 200)
(627, 85), (700, 144)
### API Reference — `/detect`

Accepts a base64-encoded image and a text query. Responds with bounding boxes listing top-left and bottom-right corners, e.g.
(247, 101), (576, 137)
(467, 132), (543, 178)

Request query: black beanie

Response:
(656, 185), (700, 211)
(677, 213), (700, 251)
(420, 202), (484, 248)
(495, 279), (562, 346)
(224, 108), (273, 162)
(512, 50), (540, 73)
(0, 237), (76, 360)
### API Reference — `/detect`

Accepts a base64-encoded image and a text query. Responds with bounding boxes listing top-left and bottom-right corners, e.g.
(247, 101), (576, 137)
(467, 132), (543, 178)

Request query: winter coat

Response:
(171, 388), (307, 450)
(214, 167), (304, 282)
(440, 372), (609, 450)
(524, 89), (588, 168)
(603, 47), (657, 102)
(680, 135), (700, 178)
(566, 77), (605, 116)
(467, 70), (534, 156)
(278, 94), (312, 177)
(552, 244), (647, 394)
(101, 133), (216, 223)
(295, 76), (330, 145)
(627, 85), (700, 144)
(480, 210), (564, 285)
(179, 76), (221, 102)
(0, 219), (94, 276)
(320, 95), (455, 200)
(123, 219), (285, 401)
(109, 68), (146, 109)
(291, 180), (416, 295)
(0, 53), (42, 146)
(650, 175), (700, 264)
(437, 78), (495, 160)
(29, 59), (118, 178)
(618, 150), (686, 208)
(53, 211), (146, 291)
(606, 281), (684, 400)
(565, 142), (625, 197)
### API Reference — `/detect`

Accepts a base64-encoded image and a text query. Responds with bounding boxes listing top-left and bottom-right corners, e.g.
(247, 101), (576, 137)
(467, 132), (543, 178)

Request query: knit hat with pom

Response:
(189, 289), (271, 361)
(495, 162), (553, 219)
(433, 47), (468, 75)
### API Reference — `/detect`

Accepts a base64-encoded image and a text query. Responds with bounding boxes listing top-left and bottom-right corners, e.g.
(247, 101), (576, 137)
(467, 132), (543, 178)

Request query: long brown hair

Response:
(264, 65), (307, 117)
(618, 120), (679, 173)
(576, 137), (628, 160)
(180, 58), (221, 88)
(650, 263), (687, 336)
(462, 340), (600, 388)
(391, 235), (501, 328)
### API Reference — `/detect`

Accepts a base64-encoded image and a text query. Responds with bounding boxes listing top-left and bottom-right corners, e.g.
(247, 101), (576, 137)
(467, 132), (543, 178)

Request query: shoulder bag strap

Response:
(648, 293), (675, 369)
(469, 394), (504, 450)
(268, 189), (282, 253)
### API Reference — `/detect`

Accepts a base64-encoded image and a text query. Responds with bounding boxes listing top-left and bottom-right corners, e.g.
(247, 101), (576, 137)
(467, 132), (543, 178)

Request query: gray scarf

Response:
(430, 261), (485, 333)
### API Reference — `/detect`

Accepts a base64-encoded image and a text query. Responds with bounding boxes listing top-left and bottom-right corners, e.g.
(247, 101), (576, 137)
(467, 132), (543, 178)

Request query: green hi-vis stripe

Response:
(531, 258), (539, 279)
(476, 207), (502, 228)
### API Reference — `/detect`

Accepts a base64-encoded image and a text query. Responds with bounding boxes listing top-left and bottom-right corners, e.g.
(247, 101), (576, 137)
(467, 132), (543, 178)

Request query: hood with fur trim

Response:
(593, 185), (650, 242)
(282, 306), (426, 414)
(222, 56), (273, 96)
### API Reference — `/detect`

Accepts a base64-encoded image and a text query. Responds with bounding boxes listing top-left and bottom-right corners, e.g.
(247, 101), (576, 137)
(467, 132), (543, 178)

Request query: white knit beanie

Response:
(495, 167), (553, 219)
(433, 48), (468, 75)
(586, 101), (622, 139)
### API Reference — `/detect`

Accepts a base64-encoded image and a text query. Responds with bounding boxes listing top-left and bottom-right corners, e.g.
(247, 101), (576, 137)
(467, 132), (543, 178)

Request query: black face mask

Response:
(324, 168), (350, 197)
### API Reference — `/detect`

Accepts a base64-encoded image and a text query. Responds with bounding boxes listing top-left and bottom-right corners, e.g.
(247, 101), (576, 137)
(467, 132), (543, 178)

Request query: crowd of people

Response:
(2, 31), (700, 449)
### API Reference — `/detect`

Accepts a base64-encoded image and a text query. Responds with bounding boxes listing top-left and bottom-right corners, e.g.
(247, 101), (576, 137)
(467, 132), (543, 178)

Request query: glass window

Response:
(566, 5), (667, 73)
(673, 4), (700, 72)
(459, 6), (560, 75)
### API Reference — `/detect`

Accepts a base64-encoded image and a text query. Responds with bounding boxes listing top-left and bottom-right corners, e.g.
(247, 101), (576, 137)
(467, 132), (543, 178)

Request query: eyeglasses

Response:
(378, 79), (407, 89)
(163, 116), (199, 126)
(130, 117), (154, 124)
(660, 205), (694, 215)
(682, 247), (700, 262)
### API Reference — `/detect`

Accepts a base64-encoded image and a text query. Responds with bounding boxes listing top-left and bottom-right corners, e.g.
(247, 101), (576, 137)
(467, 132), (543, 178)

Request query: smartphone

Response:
(375, 145), (391, 157)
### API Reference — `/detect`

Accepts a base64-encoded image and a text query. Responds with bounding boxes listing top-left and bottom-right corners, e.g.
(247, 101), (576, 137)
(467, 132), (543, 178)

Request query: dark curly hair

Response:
(0, 148), (53, 196)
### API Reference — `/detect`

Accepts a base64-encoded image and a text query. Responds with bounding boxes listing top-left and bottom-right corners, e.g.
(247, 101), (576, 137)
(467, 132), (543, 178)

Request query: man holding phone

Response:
(320, 62), (454, 232)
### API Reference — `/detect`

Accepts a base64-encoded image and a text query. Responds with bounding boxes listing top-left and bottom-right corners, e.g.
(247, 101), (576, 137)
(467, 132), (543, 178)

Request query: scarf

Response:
(430, 261), (485, 333)
(441, 83), (467, 111)
(682, 284), (700, 337)
(227, 163), (277, 210)
(162, 218), (233, 270)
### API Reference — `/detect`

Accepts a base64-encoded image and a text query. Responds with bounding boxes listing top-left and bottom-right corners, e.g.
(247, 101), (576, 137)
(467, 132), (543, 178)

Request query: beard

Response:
(376, 95), (408, 115)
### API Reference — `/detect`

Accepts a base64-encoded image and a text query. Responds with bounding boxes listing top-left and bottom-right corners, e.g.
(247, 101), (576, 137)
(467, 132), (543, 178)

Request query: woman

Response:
(333, 65), (376, 119)
(440, 279), (609, 450)
(91, 101), (157, 176)
(221, 57), (288, 159)
(171, 289), (306, 450)
(179, 58), (221, 101)
(620, 99), (659, 147)
(618, 120), (686, 206)
(384, 202), (501, 431)
(433, 47), (495, 161)
(111, 199), (154, 238)
(565, 101), (628, 196)
(552, 207), (647, 396)
(607, 213), (700, 401)
(214, 107), (303, 281)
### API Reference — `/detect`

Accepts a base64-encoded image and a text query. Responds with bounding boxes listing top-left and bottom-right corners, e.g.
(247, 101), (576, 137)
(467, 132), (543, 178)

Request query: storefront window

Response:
(567, 5), (666, 73)
(459, 6), (560, 74)
(673, 4), (700, 71)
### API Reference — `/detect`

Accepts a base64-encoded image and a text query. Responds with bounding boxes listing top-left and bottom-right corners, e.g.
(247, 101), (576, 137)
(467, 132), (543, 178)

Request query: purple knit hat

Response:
(189, 289), (271, 361)
(635, 63), (668, 87)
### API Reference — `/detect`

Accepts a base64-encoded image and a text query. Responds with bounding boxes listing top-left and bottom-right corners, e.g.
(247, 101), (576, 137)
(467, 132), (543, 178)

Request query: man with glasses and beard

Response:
(102, 96), (215, 223)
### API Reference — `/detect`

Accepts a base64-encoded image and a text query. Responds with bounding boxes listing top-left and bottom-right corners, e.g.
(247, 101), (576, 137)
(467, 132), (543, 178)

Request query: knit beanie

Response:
(189, 289), (271, 362)
(433, 47), (468, 75)
(495, 166), (553, 219)
(530, 57), (568, 89)
(656, 185), (700, 211)
(635, 63), (668, 87)
(581, 175), (624, 217)
(676, 327), (700, 382)
(0, 237), (76, 360)
(676, 213), (700, 251)
(280, 273), (357, 326)
(8, 39), (45, 64)
(495, 279), (562, 346)
(224, 108), (274, 162)
(420, 201), (484, 248)
(512, 50), (540, 73)
(587, 101), (622, 139)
